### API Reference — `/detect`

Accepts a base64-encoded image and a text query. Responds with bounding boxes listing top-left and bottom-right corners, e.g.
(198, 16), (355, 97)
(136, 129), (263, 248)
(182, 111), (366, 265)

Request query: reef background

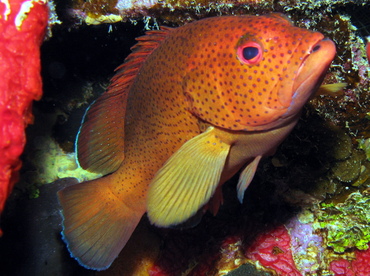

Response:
(0, 0), (370, 275)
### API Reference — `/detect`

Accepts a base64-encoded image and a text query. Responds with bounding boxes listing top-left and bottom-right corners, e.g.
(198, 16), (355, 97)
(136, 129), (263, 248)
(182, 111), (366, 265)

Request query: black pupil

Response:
(243, 47), (259, 60)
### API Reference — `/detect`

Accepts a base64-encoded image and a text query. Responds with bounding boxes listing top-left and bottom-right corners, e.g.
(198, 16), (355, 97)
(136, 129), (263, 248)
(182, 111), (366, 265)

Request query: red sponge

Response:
(0, 0), (48, 233)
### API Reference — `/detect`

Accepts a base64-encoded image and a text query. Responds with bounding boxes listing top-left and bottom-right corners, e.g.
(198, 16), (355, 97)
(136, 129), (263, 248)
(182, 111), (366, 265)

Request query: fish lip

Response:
(274, 34), (326, 110)
(293, 36), (336, 91)
(282, 36), (336, 118)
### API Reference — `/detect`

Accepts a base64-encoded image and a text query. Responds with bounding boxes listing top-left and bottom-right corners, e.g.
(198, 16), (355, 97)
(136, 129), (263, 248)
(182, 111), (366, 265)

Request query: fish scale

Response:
(181, 15), (322, 130)
(58, 13), (336, 271)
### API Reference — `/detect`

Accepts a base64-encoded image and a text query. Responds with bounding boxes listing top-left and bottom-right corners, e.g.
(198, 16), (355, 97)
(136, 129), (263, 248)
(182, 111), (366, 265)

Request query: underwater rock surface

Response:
(0, 1), (369, 275)
(65, 0), (370, 27)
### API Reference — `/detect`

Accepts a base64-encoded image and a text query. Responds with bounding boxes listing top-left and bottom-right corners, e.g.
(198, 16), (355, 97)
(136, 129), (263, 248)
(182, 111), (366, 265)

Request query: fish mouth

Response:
(282, 37), (336, 117)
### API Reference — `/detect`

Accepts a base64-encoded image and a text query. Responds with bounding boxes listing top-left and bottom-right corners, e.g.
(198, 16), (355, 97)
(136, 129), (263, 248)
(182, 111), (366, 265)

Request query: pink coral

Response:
(245, 225), (302, 275)
(330, 245), (370, 276)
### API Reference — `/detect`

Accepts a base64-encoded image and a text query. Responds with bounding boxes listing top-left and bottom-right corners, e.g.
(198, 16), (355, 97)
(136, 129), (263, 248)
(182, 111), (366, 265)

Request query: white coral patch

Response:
(15, 0), (46, 30)
(115, 0), (159, 10)
(1, 0), (11, 20)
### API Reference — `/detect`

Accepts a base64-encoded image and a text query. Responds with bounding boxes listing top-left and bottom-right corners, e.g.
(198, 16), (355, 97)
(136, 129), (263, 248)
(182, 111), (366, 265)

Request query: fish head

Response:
(183, 13), (336, 131)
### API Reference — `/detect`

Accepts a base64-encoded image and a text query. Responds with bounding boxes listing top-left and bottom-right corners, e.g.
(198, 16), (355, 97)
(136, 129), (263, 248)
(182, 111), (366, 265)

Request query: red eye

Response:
(237, 42), (263, 65)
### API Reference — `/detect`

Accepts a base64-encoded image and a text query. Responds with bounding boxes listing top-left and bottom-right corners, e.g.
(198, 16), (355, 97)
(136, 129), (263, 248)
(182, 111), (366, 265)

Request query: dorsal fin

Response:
(77, 27), (173, 175)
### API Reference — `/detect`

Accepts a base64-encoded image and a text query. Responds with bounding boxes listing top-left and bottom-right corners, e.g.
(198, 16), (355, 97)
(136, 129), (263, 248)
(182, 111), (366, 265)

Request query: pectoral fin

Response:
(237, 155), (262, 203)
(147, 127), (231, 227)
(315, 83), (346, 97)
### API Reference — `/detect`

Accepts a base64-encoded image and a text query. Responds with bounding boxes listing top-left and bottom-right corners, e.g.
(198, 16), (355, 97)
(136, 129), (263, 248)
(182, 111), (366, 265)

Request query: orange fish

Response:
(58, 13), (336, 270)
(366, 38), (370, 62)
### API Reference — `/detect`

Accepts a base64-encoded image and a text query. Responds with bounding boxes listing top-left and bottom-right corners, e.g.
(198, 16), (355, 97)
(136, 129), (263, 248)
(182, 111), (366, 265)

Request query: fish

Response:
(57, 13), (336, 271)
(315, 83), (346, 97)
(366, 38), (370, 62)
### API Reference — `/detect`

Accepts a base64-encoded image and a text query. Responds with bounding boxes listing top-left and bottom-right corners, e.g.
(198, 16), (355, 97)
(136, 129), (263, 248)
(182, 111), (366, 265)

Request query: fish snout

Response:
(282, 36), (336, 119)
(292, 37), (336, 97)
(309, 37), (336, 57)
(277, 35), (336, 111)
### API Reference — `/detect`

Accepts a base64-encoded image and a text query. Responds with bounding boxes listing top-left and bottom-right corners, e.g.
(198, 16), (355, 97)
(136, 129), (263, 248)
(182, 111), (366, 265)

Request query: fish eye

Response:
(243, 47), (259, 60)
(237, 42), (263, 65)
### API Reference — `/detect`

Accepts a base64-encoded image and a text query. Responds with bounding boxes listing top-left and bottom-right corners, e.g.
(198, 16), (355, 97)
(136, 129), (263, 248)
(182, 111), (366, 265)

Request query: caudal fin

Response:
(57, 177), (143, 270)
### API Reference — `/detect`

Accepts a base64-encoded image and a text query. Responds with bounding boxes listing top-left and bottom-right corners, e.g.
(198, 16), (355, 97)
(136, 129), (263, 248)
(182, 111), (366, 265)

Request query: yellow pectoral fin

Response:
(147, 127), (231, 227)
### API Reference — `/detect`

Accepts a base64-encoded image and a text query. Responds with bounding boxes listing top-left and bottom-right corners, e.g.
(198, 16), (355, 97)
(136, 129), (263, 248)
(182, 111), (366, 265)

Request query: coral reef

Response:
(0, 0), (48, 230)
(21, 107), (101, 199)
(313, 192), (370, 253)
(245, 226), (301, 275)
(330, 248), (370, 275)
(66, 0), (370, 28)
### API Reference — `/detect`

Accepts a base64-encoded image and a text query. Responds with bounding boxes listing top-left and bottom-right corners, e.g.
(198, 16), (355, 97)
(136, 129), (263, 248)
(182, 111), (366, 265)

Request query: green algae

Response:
(313, 192), (370, 253)
(27, 184), (41, 199)
(23, 135), (101, 199)
(358, 138), (370, 161)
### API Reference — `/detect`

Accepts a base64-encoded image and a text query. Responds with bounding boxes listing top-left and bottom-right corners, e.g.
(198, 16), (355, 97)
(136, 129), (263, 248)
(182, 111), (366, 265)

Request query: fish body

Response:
(58, 14), (336, 270)
(366, 39), (370, 62)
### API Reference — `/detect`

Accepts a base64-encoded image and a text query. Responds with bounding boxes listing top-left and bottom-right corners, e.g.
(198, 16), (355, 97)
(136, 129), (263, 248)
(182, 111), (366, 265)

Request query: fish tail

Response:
(57, 177), (143, 271)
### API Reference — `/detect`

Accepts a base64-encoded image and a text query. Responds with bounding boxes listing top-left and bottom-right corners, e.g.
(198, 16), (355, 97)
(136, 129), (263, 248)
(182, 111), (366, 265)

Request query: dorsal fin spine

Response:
(108, 27), (173, 94)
